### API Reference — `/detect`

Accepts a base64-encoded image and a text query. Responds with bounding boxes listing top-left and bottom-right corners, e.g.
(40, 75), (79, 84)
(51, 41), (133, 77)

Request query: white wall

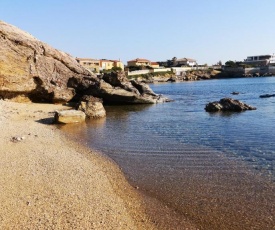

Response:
(127, 70), (151, 76)
(127, 68), (172, 76)
(153, 68), (171, 73)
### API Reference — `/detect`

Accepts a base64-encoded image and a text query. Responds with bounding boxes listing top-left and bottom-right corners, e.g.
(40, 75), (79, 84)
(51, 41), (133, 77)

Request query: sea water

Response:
(65, 77), (275, 229)
(86, 77), (275, 181)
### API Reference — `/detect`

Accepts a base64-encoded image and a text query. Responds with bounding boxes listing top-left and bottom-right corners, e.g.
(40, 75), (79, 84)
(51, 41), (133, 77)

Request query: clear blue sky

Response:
(1, 0), (275, 65)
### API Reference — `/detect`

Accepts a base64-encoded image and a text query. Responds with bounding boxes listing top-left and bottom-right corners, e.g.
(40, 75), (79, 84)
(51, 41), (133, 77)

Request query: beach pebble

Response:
(10, 136), (25, 142)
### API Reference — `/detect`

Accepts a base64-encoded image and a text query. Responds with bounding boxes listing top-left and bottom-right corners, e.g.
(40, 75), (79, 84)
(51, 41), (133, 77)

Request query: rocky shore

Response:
(132, 69), (229, 83)
(0, 21), (196, 229)
(0, 20), (170, 105)
(0, 100), (158, 229)
(131, 69), (275, 84)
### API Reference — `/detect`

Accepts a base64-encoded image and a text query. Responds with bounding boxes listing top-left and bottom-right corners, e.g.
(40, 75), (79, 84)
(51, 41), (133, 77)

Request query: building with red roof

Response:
(127, 58), (151, 67)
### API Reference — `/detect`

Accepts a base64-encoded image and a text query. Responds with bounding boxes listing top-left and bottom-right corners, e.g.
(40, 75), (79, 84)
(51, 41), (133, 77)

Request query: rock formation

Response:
(231, 92), (240, 95)
(69, 72), (171, 104)
(0, 21), (169, 105)
(259, 94), (275, 98)
(205, 98), (256, 112)
(77, 95), (106, 119)
(181, 69), (221, 81)
(54, 110), (86, 124)
(0, 20), (93, 103)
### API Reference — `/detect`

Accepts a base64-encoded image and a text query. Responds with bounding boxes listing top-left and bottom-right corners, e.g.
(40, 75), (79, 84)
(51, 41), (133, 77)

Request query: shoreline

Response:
(2, 100), (274, 229)
(130, 72), (275, 84)
(66, 92), (275, 230)
(0, 100), (159, 229)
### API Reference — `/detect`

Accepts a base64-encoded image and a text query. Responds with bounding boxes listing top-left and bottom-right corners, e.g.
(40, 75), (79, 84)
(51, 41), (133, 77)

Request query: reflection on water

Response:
(58, 122), (88, 137)
(64, 77), (275, 230)
(86, 117), (106, 127)
(207, 111), (245, 117)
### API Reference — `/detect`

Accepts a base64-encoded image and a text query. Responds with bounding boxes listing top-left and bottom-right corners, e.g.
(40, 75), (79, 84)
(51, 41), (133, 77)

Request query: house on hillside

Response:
(243, 54), (275, 66)
(127, 58), (151, 67)
(100, 59), (124, 71)
(174, 58), (197, 67)
(110, 60), (124, 70)
(77, 58), (124, 72)
(100, 59), (114, 71)
(76, 58), (100, 72)
(151, 62), (160, 68)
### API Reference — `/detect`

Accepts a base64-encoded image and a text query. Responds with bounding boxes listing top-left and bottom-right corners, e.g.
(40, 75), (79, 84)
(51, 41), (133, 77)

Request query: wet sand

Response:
(0, 100), (160, 229)
(119, 149), (275, 230)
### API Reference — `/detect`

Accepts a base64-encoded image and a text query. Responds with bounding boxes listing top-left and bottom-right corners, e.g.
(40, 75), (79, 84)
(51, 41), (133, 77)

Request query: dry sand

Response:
(0, 100), (158, 229)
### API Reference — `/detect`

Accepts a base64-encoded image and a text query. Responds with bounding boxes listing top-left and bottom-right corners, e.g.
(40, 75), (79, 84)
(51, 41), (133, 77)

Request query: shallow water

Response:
(64, 77), (275, 229)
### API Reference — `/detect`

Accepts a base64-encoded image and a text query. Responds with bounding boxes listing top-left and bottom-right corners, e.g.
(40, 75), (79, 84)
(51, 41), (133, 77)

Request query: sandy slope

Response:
(0, 100), (156, 229)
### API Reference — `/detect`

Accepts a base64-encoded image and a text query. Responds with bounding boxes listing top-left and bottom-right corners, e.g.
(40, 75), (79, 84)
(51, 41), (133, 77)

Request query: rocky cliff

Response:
(0, 21), (169, 104)
(0, 20), (93, 103)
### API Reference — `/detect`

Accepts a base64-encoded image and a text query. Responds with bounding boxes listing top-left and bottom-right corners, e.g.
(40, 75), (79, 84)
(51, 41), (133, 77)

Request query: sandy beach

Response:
(0, 100), (159, 229)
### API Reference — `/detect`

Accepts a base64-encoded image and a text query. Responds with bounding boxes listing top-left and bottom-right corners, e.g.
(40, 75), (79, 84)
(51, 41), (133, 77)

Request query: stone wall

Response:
(224, 66), (275, 76)
(127, 68), (171, 76)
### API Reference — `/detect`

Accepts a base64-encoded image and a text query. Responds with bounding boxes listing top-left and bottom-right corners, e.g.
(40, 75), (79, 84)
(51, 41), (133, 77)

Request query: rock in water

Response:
(130, 80), (158, 96)
(0, 21), (170, 104)
(205, 98), (256, 112)
(54, 110), (86, 124)
(259, 94), (275, 98)
(231, 92), (240, 95)
(77, 95), (106, 119)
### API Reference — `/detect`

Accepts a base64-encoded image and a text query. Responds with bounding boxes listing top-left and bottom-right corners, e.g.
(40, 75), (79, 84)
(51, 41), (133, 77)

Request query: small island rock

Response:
(205, 98), (256, 112)
(231, 92), (240, 95)
(259, 94), (275, 98)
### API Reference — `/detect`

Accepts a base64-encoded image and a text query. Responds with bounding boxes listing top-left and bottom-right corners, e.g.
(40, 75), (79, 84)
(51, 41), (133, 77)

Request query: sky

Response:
(1, 0), (275, 65)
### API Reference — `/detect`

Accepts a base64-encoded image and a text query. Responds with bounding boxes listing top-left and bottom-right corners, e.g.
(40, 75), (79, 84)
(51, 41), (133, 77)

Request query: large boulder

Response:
(77, 95), (106, 119)
(103, 72), (140, 95)
(0, 20), (94, 103)
(205, 98), (256, 112)
(95, 76), (171, 104)
(0, 21), (170, 105)
(69, 72), (171, 104)
(54, 110), (86, 124)
(130, 80), (157, 96)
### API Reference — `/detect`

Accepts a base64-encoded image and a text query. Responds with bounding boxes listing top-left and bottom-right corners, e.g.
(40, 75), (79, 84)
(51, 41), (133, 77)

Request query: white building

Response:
(174, 58), (197, 67)
(244, 54), (275, 66)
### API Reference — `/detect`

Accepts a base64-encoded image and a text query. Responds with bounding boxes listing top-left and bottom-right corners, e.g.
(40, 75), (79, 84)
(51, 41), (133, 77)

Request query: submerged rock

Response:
(259, 94), (275, 98)
(54, 110), (86, 124)
(205, 98), (256, 112)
